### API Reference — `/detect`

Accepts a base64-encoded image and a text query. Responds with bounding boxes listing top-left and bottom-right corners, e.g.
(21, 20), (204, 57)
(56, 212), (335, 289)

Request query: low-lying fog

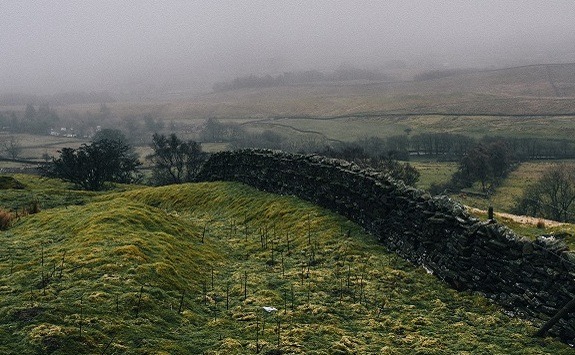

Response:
(1, 1), (574, 97)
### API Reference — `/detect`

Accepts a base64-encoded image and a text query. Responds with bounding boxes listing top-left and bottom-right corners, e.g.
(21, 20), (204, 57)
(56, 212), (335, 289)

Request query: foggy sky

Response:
(1, 1), (574, 96)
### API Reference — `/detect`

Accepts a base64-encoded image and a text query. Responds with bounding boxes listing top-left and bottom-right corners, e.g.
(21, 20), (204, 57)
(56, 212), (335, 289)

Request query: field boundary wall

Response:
(197, 149), (575, 342)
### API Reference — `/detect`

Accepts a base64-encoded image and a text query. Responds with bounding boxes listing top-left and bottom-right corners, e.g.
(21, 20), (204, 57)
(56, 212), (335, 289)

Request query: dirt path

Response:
(466, 207), (566, 228)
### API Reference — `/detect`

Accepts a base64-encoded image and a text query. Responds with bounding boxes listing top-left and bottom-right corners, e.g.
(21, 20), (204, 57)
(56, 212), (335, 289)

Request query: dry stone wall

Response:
(197, 149), (575, 342)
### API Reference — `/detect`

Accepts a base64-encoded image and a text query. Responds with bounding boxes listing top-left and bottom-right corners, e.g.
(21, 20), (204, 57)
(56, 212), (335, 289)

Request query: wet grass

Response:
(411, 160), (459, 191)
(0, 176), (572, 353)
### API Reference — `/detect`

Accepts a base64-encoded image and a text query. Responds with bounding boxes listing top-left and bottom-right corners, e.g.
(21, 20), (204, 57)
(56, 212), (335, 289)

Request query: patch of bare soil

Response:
(466, 207), (565, 228)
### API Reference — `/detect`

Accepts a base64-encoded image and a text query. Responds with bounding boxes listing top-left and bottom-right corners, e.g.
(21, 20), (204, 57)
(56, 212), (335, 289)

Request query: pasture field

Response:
(0, 176), (571, 353)
(99, 64), (575, 121)
(412, 159), (575, 211)
(411, 159), (575, 241)
(454, 161), (570, 212)
(0, 133), (84, 162)
(243, 114), (575, 143)
(409, 160), (459, 191)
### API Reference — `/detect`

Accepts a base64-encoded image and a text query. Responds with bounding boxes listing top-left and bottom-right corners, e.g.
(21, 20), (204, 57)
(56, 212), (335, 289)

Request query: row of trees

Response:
(44, 127), (425, 191)
(316, 138), (516, 192)
(198, 120), (474, 160)
(44, 131), (206, 190)
(44, 129), (421, 191)
(212, 66), (390, 92)
(372, 133), (575, 161)
(0, 104), (61, 135)
(319, 144), (420, 186)
(200, 119), (575, 162)
(0, 103), (171, 143)
(38, 127), (575, 224)
(5, 103), (574, 162)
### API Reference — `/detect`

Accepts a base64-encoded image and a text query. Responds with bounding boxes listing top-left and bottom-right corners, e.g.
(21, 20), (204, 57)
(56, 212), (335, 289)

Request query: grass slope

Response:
(139, 64), (575, 121)
(0, 177), (572, 353)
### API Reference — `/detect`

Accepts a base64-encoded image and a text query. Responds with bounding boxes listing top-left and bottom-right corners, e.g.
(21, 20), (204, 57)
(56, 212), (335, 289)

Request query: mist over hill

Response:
(1, 2), (574, 99)
(0, 91), (116, 106)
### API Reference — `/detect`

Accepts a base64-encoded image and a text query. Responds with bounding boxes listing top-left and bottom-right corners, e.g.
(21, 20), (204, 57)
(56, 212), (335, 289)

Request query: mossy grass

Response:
(0, 178), (572, 353)
(0, 174), (142, 213)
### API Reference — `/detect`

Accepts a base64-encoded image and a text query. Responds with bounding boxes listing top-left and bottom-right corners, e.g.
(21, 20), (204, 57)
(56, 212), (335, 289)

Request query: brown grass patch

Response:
(0, 208), (16, 229)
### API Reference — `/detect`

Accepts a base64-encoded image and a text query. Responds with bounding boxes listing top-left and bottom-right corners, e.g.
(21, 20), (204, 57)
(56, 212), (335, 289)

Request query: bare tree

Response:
(515, 164), (575, 222)
(2, 136), (22, 160)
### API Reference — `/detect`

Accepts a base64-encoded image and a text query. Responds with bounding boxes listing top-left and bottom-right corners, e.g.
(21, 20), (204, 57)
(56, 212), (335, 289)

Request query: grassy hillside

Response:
(125, 64), (575, 120)
(0, 176), (572, 353)
(207, 64), (575, 141)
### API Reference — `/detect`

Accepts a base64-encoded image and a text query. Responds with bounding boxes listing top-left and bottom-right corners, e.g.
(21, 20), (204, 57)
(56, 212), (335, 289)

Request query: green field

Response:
(414, 160), (575, 241)
(237, 114), (575, 144)
(455, 161), (560, 212)
(0, 175), (571, 353)
(412, 160), (558, 212)
(411, 160), (459, 191)
(0, 133), (84, 168)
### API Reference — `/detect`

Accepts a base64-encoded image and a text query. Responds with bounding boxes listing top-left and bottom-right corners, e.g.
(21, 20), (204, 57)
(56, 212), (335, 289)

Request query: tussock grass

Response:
(0, 174), (141, 213)
(0, 178), (572, 353)
(0, 208), (15, 230)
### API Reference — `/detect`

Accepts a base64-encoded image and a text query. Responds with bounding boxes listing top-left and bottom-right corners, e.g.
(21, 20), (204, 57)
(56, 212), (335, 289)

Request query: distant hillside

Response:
(0, 91), (116, 107)
(414, 63), (575, 97)
(212, 67), (392, 92)
(156, 63), (575, 121)
(0, 175), (571, 353)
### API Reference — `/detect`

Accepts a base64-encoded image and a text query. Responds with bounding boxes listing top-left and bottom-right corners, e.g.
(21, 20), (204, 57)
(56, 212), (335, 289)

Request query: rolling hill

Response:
(75, 63), (575, 144)
(157, 63), (575, 119)
(0, 175), (572, 353)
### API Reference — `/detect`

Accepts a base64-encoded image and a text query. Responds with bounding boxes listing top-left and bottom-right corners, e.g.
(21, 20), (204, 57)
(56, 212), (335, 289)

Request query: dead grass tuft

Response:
(0, 208), (16, 229)
(537, 219), (546, 229)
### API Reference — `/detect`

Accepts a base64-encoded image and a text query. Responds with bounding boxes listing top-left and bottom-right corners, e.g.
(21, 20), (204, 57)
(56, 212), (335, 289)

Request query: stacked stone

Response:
(197, 149), (575, 342)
